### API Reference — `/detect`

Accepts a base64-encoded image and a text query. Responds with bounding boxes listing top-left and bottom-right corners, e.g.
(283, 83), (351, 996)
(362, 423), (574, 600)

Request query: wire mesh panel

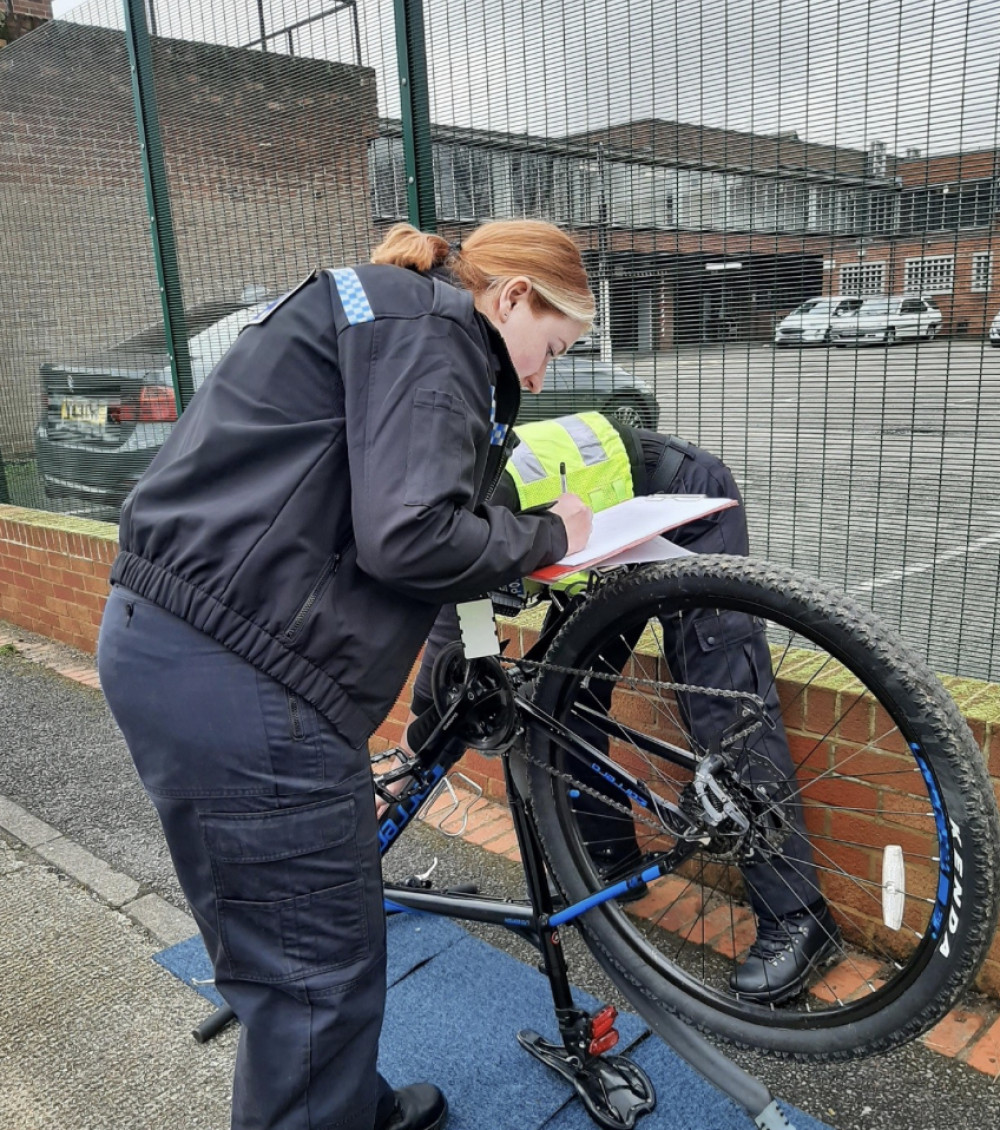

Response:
(0, 0), (387, 522)
(1, 1), (999, 683)
(0, 5), (163, 518)
(403, 0), (1000, 682)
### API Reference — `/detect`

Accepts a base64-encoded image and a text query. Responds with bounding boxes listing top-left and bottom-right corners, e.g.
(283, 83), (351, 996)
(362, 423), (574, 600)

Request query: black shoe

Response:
(378, 1083), (448, 1130)
(729, 901), (840, 1004)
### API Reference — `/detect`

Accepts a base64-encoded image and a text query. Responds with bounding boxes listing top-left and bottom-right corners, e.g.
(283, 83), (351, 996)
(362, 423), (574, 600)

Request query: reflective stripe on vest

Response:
(507, 412), (634, 513)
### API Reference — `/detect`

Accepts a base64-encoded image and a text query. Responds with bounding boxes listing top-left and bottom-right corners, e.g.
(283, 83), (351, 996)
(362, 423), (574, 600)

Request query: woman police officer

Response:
(97, 220), (595, 1130)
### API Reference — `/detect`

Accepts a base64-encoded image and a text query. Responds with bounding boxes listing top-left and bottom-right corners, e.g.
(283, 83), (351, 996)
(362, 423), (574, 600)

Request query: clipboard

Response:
(529, 494), (738, 583)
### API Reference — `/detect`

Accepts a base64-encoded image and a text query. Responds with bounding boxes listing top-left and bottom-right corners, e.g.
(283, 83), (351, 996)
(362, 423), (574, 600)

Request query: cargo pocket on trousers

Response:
(216, 878), (367, 982)
(201, 793), (369, 983)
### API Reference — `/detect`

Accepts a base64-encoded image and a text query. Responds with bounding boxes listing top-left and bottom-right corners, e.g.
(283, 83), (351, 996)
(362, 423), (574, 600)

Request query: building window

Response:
(369, 136), (407, 221)
(971, 251), (993, 292)
(434, 144), (492, 222)
(898, 179), (995, 233)
(839, 261), (885, 296)
(903, 255), (955, 295)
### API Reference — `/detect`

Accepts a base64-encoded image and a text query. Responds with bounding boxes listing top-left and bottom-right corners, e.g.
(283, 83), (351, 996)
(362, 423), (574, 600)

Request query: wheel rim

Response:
(536, 582), (960, 1032)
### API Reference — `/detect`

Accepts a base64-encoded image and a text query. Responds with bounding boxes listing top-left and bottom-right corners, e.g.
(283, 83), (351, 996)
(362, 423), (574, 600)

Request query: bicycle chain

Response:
(496, 656), (767, 839)
(507, 656), (765, 707)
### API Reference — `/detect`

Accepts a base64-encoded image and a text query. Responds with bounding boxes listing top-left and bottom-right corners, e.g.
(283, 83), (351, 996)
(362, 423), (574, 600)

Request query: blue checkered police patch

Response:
(329, 267), (375, 325)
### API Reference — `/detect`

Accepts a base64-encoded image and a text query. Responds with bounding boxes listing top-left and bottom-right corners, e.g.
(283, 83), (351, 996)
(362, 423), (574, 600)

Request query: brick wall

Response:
(0, 0), (50, 46)
(2, 501), (997, 994)
(10, 1), (52, 18)
(0, 505), (117, 652)
(0, 21), (377, 456)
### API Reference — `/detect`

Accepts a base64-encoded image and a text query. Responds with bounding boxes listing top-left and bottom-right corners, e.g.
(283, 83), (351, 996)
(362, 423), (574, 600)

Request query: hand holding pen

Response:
(550, 459), (593, 554)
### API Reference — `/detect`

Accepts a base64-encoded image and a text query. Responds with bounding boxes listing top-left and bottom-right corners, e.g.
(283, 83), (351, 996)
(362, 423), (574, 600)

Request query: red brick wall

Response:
(10, 1), (52, 17)
(2, 501), (997, 992)
(0, 1), (49, 45)
(0, 505), (117, 652)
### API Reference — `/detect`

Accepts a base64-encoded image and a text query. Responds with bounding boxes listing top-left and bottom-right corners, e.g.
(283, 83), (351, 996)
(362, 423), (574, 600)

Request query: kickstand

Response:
(517, 1029), (655, 1130)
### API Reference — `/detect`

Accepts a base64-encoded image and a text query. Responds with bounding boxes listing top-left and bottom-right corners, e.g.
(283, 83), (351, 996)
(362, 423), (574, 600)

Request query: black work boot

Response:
(729, 901), (840, 1004)
(377, 1083), (448, 1130)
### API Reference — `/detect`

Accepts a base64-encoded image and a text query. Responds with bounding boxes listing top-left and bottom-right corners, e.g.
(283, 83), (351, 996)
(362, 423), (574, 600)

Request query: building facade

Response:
(370, 120), (998, 345)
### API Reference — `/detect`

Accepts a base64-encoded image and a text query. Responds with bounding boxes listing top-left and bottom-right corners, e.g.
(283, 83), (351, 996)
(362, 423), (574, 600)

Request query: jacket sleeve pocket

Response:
(404, 387), (473, 507)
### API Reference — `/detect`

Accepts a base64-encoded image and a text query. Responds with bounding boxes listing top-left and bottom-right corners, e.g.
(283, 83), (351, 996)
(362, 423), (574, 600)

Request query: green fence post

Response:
(0, 450), (10, 506)
(393, 0), (436, 232)
(122, 0), (192, 413)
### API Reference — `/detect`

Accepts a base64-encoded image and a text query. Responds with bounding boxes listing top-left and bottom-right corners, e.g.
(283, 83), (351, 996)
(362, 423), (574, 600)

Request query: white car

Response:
(831, 296), (942, 345)
(989, 309), (1000, 348)
(774, 297), (864, 346)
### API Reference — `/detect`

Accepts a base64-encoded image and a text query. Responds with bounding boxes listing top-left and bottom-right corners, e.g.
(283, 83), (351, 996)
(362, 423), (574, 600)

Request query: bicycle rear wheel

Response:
(525, 557), (999, 1060)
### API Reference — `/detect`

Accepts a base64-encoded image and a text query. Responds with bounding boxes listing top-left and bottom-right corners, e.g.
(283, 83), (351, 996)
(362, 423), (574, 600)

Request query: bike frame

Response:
(377, 601), (791, 1130)
(194, 588), (792, 1129)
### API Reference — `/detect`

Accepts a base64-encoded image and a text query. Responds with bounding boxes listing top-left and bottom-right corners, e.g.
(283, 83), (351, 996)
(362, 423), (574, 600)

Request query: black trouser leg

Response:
(98, 586), (395, 1130)
(570, 437), (822, 919)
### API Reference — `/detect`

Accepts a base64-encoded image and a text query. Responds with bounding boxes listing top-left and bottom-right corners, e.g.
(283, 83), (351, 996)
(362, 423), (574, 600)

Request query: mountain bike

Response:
(197, 556), (1000, 1130)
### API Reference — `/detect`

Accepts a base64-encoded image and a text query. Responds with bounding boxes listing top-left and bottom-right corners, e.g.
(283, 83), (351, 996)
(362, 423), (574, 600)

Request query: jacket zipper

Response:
(481, 428), (514, 504)
(286, 688), (304, 740)
(284, 553), (341, 643)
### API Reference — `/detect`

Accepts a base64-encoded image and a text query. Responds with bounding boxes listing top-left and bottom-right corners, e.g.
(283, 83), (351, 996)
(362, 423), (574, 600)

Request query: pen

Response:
(559, 461), (568, 494)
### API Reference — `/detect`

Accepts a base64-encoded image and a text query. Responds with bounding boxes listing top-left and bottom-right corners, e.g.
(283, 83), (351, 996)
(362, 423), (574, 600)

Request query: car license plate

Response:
(61, 397), (107, 428)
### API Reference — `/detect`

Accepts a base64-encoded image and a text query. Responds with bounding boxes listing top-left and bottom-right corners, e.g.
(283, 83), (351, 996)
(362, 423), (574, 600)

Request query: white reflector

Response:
(882, 845), (905, 930)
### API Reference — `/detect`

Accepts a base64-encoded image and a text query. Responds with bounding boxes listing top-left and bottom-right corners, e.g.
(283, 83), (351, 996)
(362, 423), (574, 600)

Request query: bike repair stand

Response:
(500, 754), (793, 1130)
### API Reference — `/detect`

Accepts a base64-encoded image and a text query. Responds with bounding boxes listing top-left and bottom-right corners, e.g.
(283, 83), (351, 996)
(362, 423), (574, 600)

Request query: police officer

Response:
(403, 411), (837, 1005)
(97, 220), (597, 1130)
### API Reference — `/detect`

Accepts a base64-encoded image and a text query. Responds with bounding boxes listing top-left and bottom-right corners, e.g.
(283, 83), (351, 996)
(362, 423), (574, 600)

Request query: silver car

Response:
(831, 296), (943, 345)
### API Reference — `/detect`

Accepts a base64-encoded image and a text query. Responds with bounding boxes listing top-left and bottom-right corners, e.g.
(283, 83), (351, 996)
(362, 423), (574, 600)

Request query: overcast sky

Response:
(52, 0), (1000, 156)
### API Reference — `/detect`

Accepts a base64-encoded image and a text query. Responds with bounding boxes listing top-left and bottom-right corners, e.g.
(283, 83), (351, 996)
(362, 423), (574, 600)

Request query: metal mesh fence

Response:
(1, 0), (999, 683)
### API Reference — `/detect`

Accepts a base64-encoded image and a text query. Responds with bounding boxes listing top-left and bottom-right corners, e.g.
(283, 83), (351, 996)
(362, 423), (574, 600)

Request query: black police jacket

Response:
(110, 264), (567, 746)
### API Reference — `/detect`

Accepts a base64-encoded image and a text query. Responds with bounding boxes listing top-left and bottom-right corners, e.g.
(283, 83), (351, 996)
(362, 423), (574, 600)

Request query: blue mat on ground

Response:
(154, 914), (832, 1130)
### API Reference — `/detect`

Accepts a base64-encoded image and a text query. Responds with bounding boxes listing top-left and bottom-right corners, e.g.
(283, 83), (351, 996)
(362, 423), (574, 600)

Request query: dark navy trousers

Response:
(620, 433), (822, 918)
(98, 586), (395, 1130)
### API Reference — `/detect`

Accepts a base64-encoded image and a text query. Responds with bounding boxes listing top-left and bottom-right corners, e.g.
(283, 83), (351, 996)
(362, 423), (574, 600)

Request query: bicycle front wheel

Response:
(525, 557), (999, 1060)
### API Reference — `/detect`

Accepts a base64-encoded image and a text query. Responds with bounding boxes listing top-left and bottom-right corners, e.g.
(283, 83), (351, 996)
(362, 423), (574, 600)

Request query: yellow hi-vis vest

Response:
(506, 412), (634, 512)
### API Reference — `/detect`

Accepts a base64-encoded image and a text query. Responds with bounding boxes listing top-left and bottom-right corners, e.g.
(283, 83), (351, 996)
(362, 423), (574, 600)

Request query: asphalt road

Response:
(2, 646), (998, 1130)
(621, 340), (1000, 683)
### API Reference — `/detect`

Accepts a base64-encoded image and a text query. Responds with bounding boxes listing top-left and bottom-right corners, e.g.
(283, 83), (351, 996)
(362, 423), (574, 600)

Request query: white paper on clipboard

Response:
(529, 494), (738, 583)
(595, 535), (693, 568)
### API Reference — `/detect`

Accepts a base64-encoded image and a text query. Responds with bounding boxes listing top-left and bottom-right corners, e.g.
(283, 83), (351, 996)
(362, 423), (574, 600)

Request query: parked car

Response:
(830, 295), (942, 345)
(527, 351), (659, 429)
(567, 326), (601, 354)
(773, 296), (864, 346)
(36, 298), (658, 513)
(36, 295), (269, 511)
(989, 308), (1000, 348)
